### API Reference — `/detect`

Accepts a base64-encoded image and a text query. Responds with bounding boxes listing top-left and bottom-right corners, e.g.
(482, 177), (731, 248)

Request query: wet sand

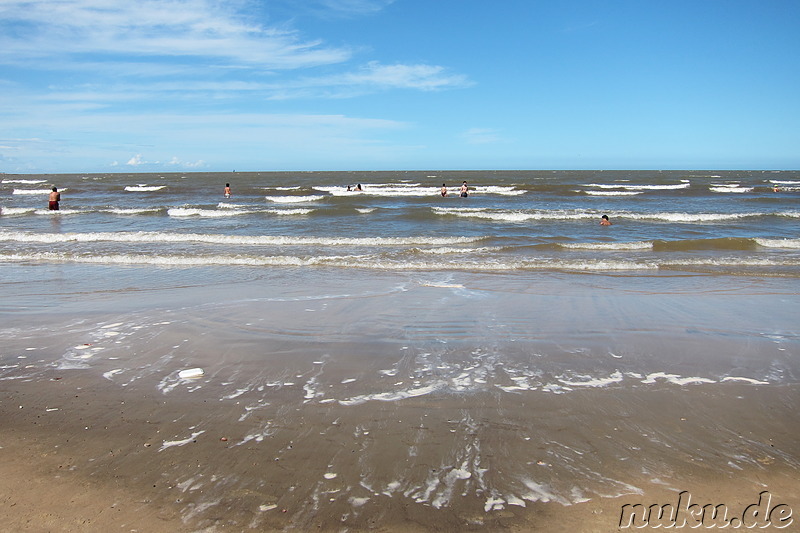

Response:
(2, 377), (798, 531)
(1, 265), (799, 531)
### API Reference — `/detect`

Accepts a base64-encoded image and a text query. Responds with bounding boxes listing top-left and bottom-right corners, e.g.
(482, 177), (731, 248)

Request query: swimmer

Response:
(224, 183), (231, 198)
(460, 181), (468, 197)
(600, 214), (612, 226)
(48, 187), (60, 210)
(441, 183), (448, 197)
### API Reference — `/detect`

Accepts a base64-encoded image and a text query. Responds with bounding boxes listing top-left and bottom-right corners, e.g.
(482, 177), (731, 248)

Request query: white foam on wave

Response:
(317, 184), (524, 197)
(265, 195), (324, 203)
(125, 185), (165, 192)
(433, 207), (595, 222)
(0, 230), (481, 247)
(12, 188), (56, 195)
(0, 207), (38, 216)
(710, 186), (753, 193)
(2, 179), (46, 184)
(103, 208), (161, 215)
(419, 246), (494, 255)
(561, 241), (652, 251)
(663, 257), (796, 268)
(475, 185), (525, 196)
(627, 212), (756, 222)
(168, 207), (253, 217)
(0, 251), (662, 272)
(318, 184), (437, 197)
(582, 190), (643, 196)
(582, 182), (690, 191)
(755, 238), (800, 249)
(265, 208), (314, 215)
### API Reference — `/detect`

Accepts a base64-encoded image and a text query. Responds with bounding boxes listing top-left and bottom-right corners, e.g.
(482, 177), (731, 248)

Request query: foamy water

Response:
(1, 170), (798, 277)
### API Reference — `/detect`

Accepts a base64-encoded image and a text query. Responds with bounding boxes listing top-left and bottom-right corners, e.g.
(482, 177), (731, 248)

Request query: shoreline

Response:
(2, 373), (798, 531)
(1, 265), (799, 530)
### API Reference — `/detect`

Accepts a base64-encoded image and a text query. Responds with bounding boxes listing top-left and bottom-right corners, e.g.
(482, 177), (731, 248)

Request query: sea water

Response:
(1, 170), (799, 276)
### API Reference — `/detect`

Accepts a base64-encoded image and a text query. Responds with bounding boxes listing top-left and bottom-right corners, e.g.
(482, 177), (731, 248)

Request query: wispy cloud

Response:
(120, 154), (205, 169)
(262, 61), (473, 99)
(297, 0), (397, 18)
(461, 128), (503, 145)
(338, 61), (472, 91)
(0, 1), (468, 97)
(0, 0), (351, 70)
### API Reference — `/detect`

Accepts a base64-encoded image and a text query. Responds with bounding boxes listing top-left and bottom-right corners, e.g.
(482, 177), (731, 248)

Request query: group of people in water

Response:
(440, 181), (470, 197)
(43, 181), (612, 225)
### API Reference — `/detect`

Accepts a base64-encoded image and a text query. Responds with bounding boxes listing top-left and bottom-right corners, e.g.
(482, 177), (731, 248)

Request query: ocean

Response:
(1, 169), (799, 530)
(2, 169), (799, 276)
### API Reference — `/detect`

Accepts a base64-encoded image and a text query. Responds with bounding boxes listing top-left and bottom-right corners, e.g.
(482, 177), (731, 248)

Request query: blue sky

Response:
(1, 0), (798, 173)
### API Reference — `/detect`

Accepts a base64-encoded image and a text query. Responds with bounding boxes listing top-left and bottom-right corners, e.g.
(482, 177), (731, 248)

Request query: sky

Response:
(1, 0), (798, 173)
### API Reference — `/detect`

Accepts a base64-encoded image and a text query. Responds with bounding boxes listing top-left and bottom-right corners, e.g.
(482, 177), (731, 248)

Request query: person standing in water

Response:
(48, 187), (60, 210)
(224, 183), (232, 198)
(460, 181), (469, 197)
(441, 183), (448, 197)
(600, 214), (612, 226)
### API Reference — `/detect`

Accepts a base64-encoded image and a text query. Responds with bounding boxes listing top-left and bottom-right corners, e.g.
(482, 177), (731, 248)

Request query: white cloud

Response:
(126, 154), (145, 166)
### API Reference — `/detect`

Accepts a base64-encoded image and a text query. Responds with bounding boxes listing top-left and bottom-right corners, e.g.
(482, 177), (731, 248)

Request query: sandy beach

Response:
(1, 262), (798, 531)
